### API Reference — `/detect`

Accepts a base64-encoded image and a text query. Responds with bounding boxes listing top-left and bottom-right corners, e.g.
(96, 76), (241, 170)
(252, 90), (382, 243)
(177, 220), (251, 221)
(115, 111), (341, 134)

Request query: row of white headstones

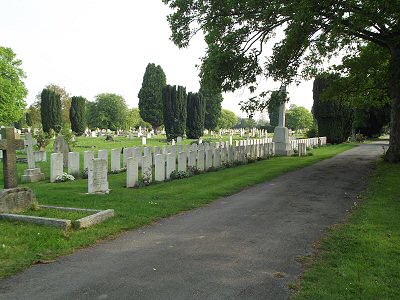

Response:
(49, 137), (327, 194)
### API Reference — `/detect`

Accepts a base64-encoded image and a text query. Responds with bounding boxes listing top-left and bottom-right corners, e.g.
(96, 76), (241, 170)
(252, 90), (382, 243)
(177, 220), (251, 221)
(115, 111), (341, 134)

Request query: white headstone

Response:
(155, 154), (166, 182)
(98, 150), (108, 171)
(142, 136), (147, 145)
(177, 136), (183, 143)
(213, 148), (220, 168)
(141, 155), (152, 183)
(197, 150), (205, 171)
(205, 149), (213, 170)
(126, 157), (138, 188)
(178, 152), (187, 172)
(84, 151), (95, 171)
(50, 153), (63, 183)
(68, 152), (80, 177)
(111, 148), (121, 172)
(166, 153), (176, 179)
(88, 158), (109, 194)
(188, 151), (196, 168)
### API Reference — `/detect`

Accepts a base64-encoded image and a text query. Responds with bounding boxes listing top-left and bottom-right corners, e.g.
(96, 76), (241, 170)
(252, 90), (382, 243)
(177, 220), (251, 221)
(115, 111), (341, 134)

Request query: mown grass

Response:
(293, 160), (400, 299)
(0, 143), (354, 279)
(19, 208), (91, 221)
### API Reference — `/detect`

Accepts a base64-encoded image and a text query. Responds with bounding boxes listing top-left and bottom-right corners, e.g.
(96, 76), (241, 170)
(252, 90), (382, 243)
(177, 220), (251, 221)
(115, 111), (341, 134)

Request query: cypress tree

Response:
(313, 74), (354, 144)
(40, 88), (62, 133)
(163, 85), (187, 140)
(138, 63), (167, 131)
(186, 92), (205, 139)
(69, 96), (87, 135)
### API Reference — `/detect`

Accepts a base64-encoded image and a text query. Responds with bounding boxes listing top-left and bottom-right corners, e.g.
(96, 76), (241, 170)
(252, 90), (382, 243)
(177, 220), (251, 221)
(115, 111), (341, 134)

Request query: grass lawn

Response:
(0, 143), (354, 279)
(293, 160), (400, 299)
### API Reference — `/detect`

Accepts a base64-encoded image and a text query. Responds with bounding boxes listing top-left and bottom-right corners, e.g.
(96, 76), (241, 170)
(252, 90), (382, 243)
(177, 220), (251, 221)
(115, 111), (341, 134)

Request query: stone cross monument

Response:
(0, 127), (37, 213)
(272, 86), (293, 156)
(0, 127), (25, 189)
(21, 132), (45, 183)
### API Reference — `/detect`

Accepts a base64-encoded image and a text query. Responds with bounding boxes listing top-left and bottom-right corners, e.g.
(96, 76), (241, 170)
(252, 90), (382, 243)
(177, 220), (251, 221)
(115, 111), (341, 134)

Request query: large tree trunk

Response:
(385, 44), (400, 163)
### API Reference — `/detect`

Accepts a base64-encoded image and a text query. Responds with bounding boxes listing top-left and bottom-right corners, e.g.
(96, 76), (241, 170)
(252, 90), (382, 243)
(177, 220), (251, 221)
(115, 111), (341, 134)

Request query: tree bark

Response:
(385, 44), (400, 163)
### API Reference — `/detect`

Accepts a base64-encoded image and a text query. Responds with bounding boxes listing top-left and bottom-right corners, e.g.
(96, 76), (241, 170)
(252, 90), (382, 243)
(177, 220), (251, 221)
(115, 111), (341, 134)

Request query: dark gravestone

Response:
(54, 135), (70, 168)
(0, 187), (37, 213)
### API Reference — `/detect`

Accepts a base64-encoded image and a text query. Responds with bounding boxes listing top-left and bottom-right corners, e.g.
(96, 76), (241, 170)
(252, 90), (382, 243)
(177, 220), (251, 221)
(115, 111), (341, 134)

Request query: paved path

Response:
(0, 143), (387, 300)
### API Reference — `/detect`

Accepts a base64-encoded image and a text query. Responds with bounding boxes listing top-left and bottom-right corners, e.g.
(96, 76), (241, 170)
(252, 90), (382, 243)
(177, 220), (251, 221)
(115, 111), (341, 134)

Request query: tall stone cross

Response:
(0, 127), (25, 189)
(25, 132), (37, 169)
(278, 85), (287, 127)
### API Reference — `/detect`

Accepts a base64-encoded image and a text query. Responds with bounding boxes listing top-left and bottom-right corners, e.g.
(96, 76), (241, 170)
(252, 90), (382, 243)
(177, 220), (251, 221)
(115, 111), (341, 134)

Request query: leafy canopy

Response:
(218, 109), (238, 129)
(286, 105), (314, 131)
(0, 47), (27, 125)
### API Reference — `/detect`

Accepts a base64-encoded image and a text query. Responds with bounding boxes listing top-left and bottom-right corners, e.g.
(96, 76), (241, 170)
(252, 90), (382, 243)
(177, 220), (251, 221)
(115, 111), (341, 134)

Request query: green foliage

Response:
(69, 96), (87, 135)
(200, 81), (223, 130)
(25, 112), (32, 127)
(163, 0), (400, 162)
(286, 105), (314, 131)
(40, 88), (63, 133)
(313, 74), (354, 144)
(237, 118), (256, 129)
(26, 102), (41, 128)
(87, 93), (128, 130)
(353, 105), (391, 138)
(33, 129), (51, 150)
(217, 109), (238, 129)
(138, 63), (167, 129)
(0, 47), (27, 125)
(126, 108), (152, 129)
(186, 92), (205, 139)
(163, 85), (187, 140)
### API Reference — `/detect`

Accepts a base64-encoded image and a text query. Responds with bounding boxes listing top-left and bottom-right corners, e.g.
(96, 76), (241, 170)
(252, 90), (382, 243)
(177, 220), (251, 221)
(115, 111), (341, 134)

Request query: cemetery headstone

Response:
(68, 152), (80, 177)
(126, 157), (139, 188)
(178, 152), (187, 172)
(50, 153), (63, 183)
(111, 149), (121, 172)
(88, 158), (109, 194)
(54, 135), (70, 168)
(166, 153), (176, 179)
(177, 136), (183, 143)
(155, 154), (166, 182)
(84, 151), (95, 171)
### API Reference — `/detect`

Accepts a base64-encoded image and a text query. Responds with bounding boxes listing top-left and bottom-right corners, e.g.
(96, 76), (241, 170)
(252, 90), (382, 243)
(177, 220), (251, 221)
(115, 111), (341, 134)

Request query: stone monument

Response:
(0, 127), (38, 213)
(272, 86), (293, 156)
(21, 133), (45, 183)
(54, 135), (70, 168)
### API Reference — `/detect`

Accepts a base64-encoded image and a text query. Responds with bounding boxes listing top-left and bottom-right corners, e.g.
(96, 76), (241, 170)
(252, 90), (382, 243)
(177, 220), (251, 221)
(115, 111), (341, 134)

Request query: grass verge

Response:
(0, 144), (354, 279)
(293, 160), (400, 299)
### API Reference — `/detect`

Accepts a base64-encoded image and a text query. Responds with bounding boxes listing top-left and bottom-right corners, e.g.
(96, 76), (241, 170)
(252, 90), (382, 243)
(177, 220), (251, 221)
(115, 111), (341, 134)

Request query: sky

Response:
(0, 0), (314, 118)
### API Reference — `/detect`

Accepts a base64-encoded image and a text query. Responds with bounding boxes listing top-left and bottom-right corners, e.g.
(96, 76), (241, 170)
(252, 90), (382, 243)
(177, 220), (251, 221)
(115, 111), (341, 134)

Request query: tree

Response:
(126, 108), (152, 129)
(313, 74), (354, 144)
(138, 63), (167, 130)
(186, 92), (206, 139)
(286, 105), (314, 131)
(26, 102), (41, 128)
(236, 118), (257, 129)
(200, 81), (223, 131)
(0, 47), (27, 125)
(163, 85), (187, 140)
(37, 84), (71, 127)
(163, 1), (400, 162)
(218, 109), (238, 129)
(69, 96), (87, 135)
(40, 88), (62, 133)
(88, 93), (128, 130)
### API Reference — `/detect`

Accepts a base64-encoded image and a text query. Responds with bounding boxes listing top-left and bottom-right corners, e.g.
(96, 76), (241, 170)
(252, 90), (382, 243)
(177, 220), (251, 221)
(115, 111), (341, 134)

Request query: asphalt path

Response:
(0, 143), (387, 300)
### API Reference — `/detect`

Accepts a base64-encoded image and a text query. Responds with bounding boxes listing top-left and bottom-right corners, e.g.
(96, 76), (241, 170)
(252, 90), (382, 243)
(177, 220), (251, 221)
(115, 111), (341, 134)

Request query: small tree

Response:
(186, 92), (205, 139)
(200, 82), (223, 131)
(286, 105), (314, 131)
(69, 96), (87, 135)
(138, 63), (167, 130)
(163, 85), (187, 140)
(40, 88), (62, 133)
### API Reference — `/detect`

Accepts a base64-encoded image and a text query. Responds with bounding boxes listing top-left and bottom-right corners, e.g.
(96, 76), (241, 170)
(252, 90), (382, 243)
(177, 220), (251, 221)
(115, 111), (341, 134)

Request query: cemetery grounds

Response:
(1, 135), (399, 298)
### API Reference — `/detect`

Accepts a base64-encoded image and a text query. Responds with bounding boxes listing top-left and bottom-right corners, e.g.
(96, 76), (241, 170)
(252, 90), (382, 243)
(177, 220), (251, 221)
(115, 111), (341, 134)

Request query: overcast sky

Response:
(0, 0), (314, 118)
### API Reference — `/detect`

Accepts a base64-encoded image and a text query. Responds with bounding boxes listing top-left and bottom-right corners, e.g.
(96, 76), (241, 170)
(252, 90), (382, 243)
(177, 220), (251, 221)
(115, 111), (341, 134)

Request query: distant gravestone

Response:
(88, 158), (109, 194)
(177, 136), (183, 143)
(54, 135), (70, 168)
